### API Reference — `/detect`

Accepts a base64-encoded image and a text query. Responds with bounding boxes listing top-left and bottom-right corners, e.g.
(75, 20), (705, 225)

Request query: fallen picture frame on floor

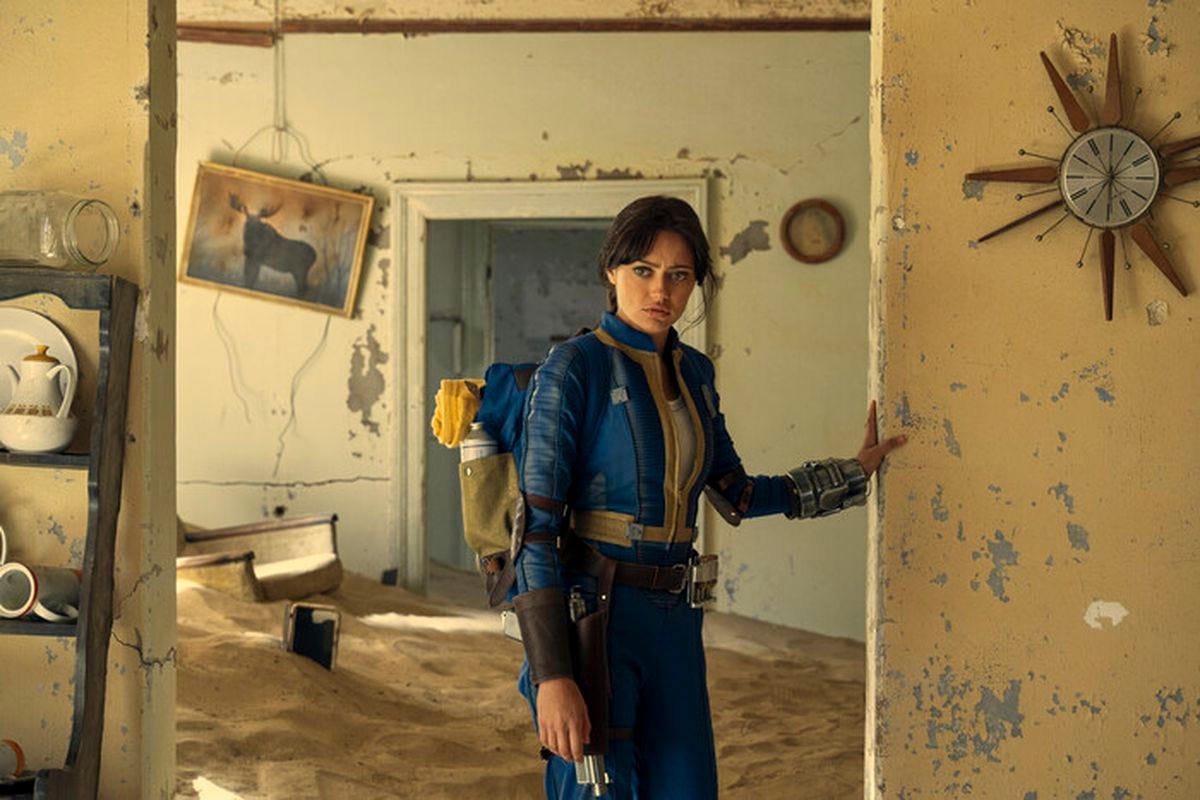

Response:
(282, 601), (341, 671)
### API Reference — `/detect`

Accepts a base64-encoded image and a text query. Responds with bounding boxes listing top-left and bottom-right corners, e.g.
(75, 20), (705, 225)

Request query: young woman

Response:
(511, 195), (905, 799)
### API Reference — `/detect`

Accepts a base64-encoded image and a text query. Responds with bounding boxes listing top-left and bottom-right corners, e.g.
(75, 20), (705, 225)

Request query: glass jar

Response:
(0, 191), (120, 270)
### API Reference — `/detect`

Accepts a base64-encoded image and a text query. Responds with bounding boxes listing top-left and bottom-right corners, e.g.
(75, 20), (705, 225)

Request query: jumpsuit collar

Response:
(600, 311), (679, 355)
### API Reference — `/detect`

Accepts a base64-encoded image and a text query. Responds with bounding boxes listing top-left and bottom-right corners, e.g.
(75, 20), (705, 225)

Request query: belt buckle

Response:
(665, 563), (688, 594)
(686, 554), (719, 609)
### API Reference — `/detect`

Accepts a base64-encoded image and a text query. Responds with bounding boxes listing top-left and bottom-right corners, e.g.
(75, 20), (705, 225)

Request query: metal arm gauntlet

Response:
(512, 587), (574, 685)
(785, 458), (868, 519)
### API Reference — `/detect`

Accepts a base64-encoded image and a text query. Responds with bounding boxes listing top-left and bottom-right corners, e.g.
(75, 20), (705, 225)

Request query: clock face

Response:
(1060, 126), (1160, 228)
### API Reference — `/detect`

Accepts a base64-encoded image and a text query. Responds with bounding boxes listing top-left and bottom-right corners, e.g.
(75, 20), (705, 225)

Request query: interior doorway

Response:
(424, 219), (610, 571)
(393, 179), (707, 593)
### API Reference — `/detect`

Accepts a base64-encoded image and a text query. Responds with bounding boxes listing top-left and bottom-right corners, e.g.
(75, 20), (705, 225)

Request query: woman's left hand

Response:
(857, 399), (907, 478)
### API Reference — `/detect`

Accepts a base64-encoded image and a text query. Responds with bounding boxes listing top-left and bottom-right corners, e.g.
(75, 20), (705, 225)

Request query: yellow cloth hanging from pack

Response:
(431, 379), (485, 447)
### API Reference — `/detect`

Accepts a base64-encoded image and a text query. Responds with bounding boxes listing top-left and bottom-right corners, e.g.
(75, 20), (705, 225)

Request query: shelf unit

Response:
(0, 269), (137, 800)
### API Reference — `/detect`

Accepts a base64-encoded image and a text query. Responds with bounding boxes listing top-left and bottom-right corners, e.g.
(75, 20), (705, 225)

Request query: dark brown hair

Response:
(597, 196), (714, 316)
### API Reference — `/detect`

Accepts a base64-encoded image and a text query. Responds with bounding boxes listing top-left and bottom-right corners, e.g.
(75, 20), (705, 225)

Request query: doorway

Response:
(424, 219), (611, 571)
(393, 179), (708, 592)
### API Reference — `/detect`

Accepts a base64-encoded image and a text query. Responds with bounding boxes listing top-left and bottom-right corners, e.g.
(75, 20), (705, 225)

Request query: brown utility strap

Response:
(525, 492), (568, 516)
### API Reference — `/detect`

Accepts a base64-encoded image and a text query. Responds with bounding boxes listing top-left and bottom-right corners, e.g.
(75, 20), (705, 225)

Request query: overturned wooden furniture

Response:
(177, 513), (343, 602)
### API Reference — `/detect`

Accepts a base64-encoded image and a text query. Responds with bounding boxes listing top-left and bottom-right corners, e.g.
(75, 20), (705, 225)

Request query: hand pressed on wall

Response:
(857, 400), (907, 478)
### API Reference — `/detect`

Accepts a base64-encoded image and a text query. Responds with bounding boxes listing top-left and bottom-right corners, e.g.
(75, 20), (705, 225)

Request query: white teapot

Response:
(0, 345), (78, 453)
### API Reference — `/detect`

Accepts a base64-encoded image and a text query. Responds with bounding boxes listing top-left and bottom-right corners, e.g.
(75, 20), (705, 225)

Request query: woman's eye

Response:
(632, 266), (652, 277)
(670, 271), (692, 283)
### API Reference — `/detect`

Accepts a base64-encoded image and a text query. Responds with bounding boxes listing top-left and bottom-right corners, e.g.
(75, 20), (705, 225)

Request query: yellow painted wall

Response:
(0, 2), (176, 797)
(870, 2), (1200, 797)
(176, 30), (873, 638)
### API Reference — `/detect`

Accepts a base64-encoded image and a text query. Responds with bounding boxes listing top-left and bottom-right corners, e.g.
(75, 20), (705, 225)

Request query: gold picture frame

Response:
(179, 162), (374, 317)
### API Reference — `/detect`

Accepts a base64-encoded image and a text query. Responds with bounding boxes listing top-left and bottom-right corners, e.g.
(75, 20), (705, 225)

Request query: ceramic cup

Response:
(0, 562), (80, 622)
(1, 739), (25, 780)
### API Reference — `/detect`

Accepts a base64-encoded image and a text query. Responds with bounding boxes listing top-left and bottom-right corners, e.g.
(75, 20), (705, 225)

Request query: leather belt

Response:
(569, 539), (689, 593)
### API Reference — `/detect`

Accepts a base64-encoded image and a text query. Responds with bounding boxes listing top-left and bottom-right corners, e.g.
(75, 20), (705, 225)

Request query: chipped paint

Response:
(0, 130), (29, 169)
(1146, 299), (1168, 325)
(895, 392), (913, 426)
(930, 485), (950, 521)
(1084, 600), (1128, 629)
(904, 149), (919, 166)
(985, 530), (1018, 602)
(1094, 386), (1115, 404)
(1143, 16), (1170, 55)
(719, 220), (770, 264)
(942, 418), (961, 457)
(347, 324), (389, 436)
(1048, 482), (1075, 514)
(916, 663), (1024, 763)
(595, 166), (645, 179)
(1066, 522), (1090, 551)
(556, 161), (592, 180)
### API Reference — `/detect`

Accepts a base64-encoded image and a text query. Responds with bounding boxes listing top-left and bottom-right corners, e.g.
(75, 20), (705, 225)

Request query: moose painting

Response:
(180, 163), (374, 316)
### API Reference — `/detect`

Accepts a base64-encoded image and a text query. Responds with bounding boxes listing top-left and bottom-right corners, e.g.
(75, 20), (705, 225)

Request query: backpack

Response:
(458, 361), (537, 607)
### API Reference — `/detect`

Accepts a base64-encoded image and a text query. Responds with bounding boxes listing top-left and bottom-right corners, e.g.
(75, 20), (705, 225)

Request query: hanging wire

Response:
(272, 317), (333, 477)
(227, 0), (328, 185)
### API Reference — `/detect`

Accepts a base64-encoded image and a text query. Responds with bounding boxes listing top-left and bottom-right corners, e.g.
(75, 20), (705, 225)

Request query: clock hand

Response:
(1110, 140), (1136, 175)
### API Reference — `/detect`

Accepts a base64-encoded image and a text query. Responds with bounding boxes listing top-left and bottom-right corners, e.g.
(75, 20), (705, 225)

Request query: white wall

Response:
(176, 31), (871, 638)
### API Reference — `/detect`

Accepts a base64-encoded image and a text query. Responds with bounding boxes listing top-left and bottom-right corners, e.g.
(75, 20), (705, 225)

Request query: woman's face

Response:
(606, 229), (696, 351)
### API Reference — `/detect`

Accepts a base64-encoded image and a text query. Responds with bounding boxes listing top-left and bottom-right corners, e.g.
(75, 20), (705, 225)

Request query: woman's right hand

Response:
(536, 676), (591, 762)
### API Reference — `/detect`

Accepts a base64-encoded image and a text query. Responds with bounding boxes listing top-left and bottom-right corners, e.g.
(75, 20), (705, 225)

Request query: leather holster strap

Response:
(572, 509), (696, 546)
(512, 587), (573, 685)
(569, 539), (689, 593)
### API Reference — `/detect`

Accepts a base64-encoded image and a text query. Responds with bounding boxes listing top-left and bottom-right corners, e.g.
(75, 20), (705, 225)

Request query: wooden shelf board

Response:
(0, 451), (89, 469)
(0, 618), (78, 637)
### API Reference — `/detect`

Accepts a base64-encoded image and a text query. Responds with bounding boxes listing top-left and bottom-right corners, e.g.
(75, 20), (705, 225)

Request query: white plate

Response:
(0, 307), (78, 412)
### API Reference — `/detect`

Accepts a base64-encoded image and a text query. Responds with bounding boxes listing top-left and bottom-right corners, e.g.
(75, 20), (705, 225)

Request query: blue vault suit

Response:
(514, 312), (799, 800)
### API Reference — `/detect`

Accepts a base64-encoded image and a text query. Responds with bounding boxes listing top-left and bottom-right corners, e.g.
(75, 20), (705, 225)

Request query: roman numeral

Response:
(1070, 187), (1090, 200)
(1088, 140), (1101, 157)
(1119, 198), (1132, 216)
(1132, 154), (1151, 166)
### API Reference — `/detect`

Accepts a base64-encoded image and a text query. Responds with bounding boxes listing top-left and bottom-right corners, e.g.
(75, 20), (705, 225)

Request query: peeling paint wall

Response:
(177, 30), (871, 638)
(870, 1), (1200, 796)
(0, 1), (176, 797)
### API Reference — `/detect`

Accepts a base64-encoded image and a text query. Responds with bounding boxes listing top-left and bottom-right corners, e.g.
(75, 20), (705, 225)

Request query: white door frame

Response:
(393, 179), (709, 593)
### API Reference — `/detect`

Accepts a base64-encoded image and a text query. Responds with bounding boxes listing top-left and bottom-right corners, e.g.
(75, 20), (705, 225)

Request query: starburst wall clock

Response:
(966, 33), (1199, 320)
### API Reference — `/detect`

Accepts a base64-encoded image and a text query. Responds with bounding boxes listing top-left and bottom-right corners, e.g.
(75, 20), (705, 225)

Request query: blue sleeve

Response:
(701, 355), (794, 518)
(514, 342), (589, 592)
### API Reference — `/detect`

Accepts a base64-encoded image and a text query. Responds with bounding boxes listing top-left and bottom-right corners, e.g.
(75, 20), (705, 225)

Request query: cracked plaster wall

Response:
(870, 1), (1200, 797)
(0, 2), (176, 798)
(176, 30), (872, 638)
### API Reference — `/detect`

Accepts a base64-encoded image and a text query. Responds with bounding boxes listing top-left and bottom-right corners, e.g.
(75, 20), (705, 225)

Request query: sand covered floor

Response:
(175, 568), (864, 799)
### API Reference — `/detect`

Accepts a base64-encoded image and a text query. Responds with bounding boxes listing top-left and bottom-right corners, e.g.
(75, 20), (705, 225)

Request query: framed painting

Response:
(179, 162), (374, 316)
